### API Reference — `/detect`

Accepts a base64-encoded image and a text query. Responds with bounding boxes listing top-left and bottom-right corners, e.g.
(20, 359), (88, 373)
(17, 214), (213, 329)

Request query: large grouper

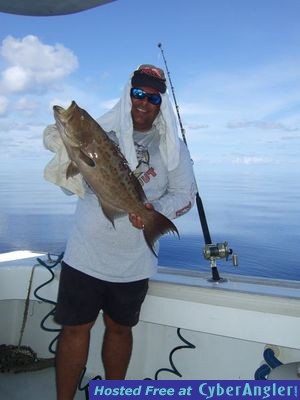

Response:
(53, 101), (179, 256)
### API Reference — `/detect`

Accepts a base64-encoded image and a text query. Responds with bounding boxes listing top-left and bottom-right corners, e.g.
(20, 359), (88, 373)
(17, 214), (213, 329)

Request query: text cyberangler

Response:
(91, 382), (298, 399)
(198, 382), (298, 399)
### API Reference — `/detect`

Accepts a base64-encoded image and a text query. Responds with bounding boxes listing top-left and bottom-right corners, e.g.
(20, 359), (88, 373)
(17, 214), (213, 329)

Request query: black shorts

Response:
(54, 262), (149, 327)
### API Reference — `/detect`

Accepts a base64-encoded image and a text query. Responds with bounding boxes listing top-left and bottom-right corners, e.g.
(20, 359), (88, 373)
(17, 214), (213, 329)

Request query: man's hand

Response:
(129, 203), (154, 229)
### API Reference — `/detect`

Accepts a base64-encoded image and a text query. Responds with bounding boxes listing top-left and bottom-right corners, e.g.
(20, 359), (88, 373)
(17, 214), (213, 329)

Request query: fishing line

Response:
(157, 43), (238, 281)
(157, 43), (212, 245)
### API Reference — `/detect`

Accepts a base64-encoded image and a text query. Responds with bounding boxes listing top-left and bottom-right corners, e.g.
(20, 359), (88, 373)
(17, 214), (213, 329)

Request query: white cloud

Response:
(2, 65), (30, 92)
(15, 97), (38, 112)
(13, 97), (40, 118)
(180, 101), (219, 118)
(232, 155), (273, 165)
(0, 96), (8, 115)
(281, 135), (300, 141)
(187, 123), (209, 130)
(0, 35), (78, 94)
(181, 57), (300, 130)
(227, 120), (299, 132)
(191, 153), (274, 166)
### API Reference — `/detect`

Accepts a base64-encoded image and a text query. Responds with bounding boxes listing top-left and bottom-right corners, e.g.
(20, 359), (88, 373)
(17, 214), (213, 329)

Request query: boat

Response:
(0, 249), (299, 399)
(0, 0), (116, 16)
(0, 1), (299, 399)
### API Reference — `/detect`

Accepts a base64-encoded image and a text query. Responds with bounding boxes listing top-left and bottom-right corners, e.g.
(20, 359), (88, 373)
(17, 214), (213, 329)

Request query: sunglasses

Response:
(130, 87), (162, 106)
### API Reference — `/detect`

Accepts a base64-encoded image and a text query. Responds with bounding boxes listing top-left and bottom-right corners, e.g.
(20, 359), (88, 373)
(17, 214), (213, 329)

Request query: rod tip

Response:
(157, 43), (162, 48)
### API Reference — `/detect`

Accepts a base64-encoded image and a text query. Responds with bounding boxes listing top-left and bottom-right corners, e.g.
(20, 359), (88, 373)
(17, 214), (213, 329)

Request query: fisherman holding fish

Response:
(43, 64), (196, 398)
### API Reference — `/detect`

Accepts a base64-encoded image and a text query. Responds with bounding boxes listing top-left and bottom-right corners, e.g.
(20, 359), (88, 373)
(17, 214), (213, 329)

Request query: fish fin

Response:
(99, 198), (126, 228)
(66, 161), (80, 179)
(79, 149), (95, 167)
(143, 210), (179, 257)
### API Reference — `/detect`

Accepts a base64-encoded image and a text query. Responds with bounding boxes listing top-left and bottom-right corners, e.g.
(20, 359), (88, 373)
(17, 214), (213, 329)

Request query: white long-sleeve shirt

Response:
(62, 127), (196, 282)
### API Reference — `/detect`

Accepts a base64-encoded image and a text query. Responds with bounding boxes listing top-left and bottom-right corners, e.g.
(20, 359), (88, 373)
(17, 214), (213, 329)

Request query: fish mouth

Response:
(53, 105), (65, 121)
(53, 100), (77, 119)
(53, 101), (82, 146)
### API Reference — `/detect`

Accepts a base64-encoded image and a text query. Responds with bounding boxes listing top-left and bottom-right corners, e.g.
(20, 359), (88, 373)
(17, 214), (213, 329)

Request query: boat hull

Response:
(0, 252), (299, 394)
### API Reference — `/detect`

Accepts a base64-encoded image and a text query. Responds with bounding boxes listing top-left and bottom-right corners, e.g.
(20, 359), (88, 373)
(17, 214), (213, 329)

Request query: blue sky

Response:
(0, 0), (299, 172)
(0, 0), (300, 277)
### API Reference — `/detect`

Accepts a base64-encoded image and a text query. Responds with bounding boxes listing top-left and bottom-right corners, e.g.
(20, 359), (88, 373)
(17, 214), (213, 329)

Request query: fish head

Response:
(53, 101), (94, 147)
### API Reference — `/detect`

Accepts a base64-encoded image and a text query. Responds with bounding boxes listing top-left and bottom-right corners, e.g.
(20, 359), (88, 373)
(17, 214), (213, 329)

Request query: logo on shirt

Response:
(133, 142), (157, 186)
(135, 143), (149, 169)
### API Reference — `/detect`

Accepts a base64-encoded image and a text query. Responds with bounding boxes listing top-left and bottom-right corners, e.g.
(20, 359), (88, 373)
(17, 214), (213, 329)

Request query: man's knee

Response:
(103, 313), (132, 335)
(61, 321), (95, 337)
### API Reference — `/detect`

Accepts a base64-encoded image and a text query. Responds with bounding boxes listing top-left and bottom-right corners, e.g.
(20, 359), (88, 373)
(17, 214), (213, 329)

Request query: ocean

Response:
(0, 152), (299, 282)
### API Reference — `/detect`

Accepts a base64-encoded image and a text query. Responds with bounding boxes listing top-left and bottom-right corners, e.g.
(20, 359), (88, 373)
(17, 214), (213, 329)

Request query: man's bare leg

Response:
(102, 313), (133, 379)
(56, 321), (94, 400)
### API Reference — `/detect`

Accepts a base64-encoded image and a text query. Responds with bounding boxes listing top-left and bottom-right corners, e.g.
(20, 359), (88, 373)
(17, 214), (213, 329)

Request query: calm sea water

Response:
(0, 154), (299, 282)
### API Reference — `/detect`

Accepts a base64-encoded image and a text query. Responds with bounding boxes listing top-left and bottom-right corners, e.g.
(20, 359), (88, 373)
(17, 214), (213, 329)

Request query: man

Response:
(44, 64), (196, 399)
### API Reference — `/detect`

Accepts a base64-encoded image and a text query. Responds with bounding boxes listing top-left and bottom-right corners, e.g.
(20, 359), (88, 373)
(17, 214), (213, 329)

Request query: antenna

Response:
(157, 43), (238, 282)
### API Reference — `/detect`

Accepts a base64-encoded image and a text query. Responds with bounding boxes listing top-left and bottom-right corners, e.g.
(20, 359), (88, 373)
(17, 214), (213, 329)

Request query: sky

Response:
(0, 0), (299, 278)
(0, 0), (299, 171)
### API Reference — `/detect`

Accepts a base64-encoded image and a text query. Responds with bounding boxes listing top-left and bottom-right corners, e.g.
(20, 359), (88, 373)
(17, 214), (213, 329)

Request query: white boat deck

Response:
(0, 250), (300, 398)
(0, 368), (87, 399)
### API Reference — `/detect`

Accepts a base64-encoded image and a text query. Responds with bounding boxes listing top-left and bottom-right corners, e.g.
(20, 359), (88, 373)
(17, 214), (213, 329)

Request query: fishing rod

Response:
(158, 43), (238, 282)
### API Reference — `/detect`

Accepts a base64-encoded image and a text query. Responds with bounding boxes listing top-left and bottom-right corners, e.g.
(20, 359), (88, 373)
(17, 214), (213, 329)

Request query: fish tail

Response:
(143, 210), (179, 257)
